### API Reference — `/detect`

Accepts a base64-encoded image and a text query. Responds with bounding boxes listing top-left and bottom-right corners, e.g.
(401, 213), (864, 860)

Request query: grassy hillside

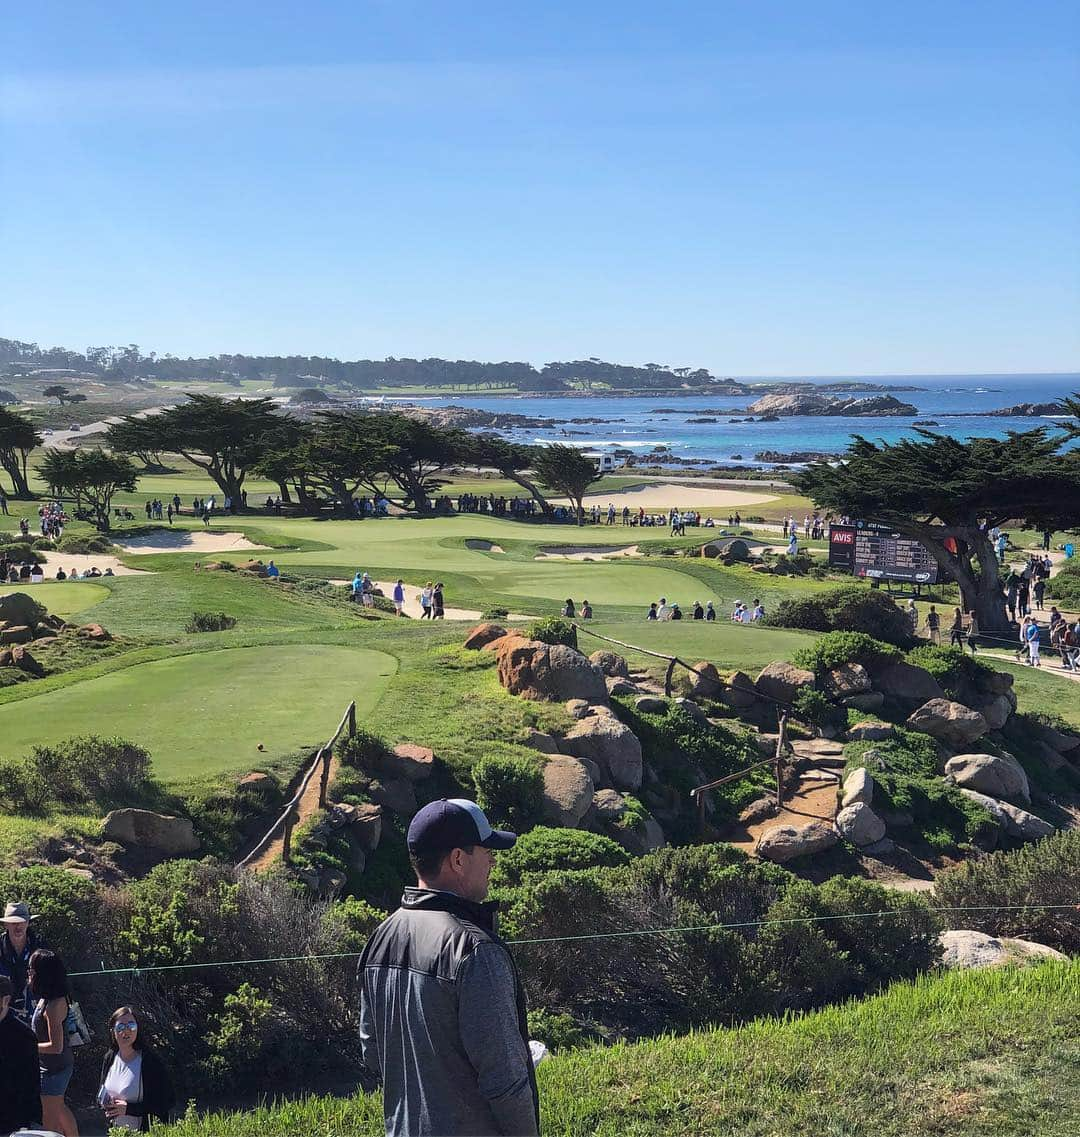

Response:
(155, 960), (1079, 1137)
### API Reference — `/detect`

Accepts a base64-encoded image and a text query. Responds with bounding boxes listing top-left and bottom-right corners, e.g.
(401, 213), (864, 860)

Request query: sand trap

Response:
(40, 553), (149, 577)
(118, 530), (270, 555)
(554, 484), (777, 511)
(465, 539), (506, 553)
(535, 545), (640, 561)
(328, 579), (527, 622)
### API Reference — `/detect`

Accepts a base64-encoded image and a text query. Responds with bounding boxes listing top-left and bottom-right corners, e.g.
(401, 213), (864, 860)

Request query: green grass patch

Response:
(0, 581), (110, 619)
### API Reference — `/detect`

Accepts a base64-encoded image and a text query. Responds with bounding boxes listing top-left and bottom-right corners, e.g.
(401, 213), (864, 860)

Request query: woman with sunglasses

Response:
(98, 1006), (175, 1131)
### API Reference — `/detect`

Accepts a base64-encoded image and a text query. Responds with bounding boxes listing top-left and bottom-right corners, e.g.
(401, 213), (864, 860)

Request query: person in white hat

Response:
(0, 901), (43, 1027)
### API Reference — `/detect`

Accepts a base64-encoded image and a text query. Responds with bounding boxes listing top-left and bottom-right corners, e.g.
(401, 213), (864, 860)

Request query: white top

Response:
(103, 1052), (143, 1130)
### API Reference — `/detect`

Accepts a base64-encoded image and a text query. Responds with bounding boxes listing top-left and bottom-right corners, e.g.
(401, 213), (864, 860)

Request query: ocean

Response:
(388, 373), (1080, 467)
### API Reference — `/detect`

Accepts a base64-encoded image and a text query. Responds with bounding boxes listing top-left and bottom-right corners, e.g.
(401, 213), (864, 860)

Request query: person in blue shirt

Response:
(1024, 616), (1041, 667)
(393, 580), (405, 616)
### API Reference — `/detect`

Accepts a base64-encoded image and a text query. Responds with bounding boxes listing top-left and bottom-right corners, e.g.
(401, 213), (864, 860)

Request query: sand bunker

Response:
(40, 553), (149, 577)
(118, 530), (270, 556)
(327, 579), (527, 622)
(535, 545), (640, 561)
(554, 484), (777, 511)
(465, 539), (506, 553)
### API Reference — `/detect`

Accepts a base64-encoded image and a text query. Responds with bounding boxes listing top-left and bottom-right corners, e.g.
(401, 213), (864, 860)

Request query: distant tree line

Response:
(0, 337), (731, 391)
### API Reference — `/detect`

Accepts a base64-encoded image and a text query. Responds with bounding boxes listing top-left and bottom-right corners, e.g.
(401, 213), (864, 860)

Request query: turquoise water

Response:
(409, 373), (1079, 465)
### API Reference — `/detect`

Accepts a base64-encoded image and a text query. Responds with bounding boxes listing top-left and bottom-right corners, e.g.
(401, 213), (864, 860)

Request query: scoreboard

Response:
(828, 522), (939, 584)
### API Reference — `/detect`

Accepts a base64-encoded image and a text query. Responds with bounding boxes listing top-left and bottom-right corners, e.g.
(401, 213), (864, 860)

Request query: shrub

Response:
(24, 735), (152, 808)
(483, 606), (510, 619)
(57, 532), (114, 554)
(0, 865), (98, 965)
(791, 687), (846, 731)
(905, 644), (995, 699)
(335, 728), (388, 770)
(527, 1007), (594, 1051)
(0, 759), (51, 813)
(201, 983), (276, 1089)
(491, 826), (629, 889)
(768, 585), (914, 646)
(934, 829), (1080, 952)
(185, 611), (238, 633)
(0, 541), (45, 563)
(792, 631), (901, 675)
(31, 537), (56, 551)
(525, 616), (577, 649)
(472, 753), (545, 830)
(1047, 561), (1080, 607)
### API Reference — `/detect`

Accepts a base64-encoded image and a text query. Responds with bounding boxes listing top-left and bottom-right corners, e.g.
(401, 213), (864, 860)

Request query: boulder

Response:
(975, 694), (1012, 732)
(521, 729), (561, 755)
(860, 837), (896, 858)
(756, 820), (839, 863)
(8, 646), (43, 676)
(589, 650), (629, 678)
(0, 592), (47, 629)
(977, 670), (1015, 697)
(944, 752), (1029, 802)
(1028, 739), (1067, 772)
(688, 662), (723, 699)
(847, 721), (895, 742)
(381, 743), (437, 782)
(825, 662), (872, 699)
(606, 677), (639, 697)
(464, 622), (507, 650)
(366, 777), (417, 815)
(352, 803), (383, 852)
(906, 698), (989, 747)
(672, 697), (709, 726)
(835, 802), (886, 847)
(634, 695), (667, 714)
(610, 814), (666, 856)
(560, 714), (644, 790)
(879, 807), (914, 829)
(0, 625), (32, 645)
(842, 691), (885, 714)
(238, 772), (274, 792)
(738, 796), (779, 825)
(237, 559), (267, 575)
(939, 929), (1066, 970)
(495, 638), (609, 704)
(841, 767), (874, 808)
(564, 698), (596, 720)
(541, 756), (595, 827)
(957, 789), (1054, 841)
(591, 788), (628, 823)
(101, 809), (200, 855)
(871, 660), (944, 706)
(755, 661), (815, 704)
(77, 624), (111, 641)
(719, 670), (758, 710)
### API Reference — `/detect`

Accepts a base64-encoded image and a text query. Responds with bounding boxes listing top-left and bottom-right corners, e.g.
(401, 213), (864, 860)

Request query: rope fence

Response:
(236, 700), (357, 870)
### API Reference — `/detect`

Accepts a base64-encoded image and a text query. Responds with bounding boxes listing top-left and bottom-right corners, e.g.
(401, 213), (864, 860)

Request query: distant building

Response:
(584, 450), (620, 472)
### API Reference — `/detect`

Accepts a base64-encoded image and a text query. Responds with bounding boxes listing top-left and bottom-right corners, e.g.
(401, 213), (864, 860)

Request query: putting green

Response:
(0, 644), (397, 782)
(0, 582), (110, 619)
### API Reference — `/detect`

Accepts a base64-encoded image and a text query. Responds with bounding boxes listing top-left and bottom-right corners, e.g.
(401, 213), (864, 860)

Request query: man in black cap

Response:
(358, 798), (540, 1136)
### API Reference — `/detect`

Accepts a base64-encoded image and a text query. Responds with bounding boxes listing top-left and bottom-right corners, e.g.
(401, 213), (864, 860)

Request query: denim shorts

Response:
(40, 1063), (73, 1097)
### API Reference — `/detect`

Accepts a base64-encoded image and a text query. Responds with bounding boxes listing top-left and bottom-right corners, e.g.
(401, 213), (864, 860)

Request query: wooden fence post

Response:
(664, 656), (678, 696)
(348, 701), (356, 738)
(282, 808), (298, 866)
(774, 712), (789, 808)
(318, 747), (331, 809)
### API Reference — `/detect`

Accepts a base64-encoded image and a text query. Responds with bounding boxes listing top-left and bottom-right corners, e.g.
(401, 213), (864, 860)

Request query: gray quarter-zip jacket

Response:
(359, 887), (540, 1136)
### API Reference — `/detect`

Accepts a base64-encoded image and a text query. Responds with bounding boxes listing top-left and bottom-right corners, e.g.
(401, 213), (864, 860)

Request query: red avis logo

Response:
(830, 530), (855, 544)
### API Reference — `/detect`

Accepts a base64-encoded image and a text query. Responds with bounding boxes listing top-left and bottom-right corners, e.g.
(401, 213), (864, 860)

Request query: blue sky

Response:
(2, 1), (1078, 375)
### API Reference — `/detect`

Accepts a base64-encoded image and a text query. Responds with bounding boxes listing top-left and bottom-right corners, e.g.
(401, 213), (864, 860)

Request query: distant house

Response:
(584, 450), (620, 473)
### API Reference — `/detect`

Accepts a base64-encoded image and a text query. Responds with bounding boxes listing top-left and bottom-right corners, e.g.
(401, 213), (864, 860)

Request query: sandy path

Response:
(248, 752), (339, 873)
(39, 552), (149, 577)
(118, 530), (270, 555)
(554, 484), (777, 511)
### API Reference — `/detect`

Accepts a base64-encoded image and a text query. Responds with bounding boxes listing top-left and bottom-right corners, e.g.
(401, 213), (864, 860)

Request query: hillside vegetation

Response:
(155, 961), (1079, 1137)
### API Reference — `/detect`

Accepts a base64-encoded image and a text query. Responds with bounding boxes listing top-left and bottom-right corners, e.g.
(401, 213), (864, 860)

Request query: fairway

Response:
(0, 644), (397, 782)
(0, 581), (110, 619)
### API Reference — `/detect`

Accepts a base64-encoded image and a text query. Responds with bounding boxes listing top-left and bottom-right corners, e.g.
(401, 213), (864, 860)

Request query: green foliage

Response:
(1047, 560), (1080, 607)
(525, 616), (578, 649)
(934, 829), (1080, 952)
(790, 687), (846, 730)
(905, 644), (995, 698)
(319, 896), (387, 953)
(56, 532), (114, 554)
(38, 447), (139, 530)
(490, 826), (629, 889)
(532, 444), (602, 523)
(767, 585), (914, 645)
(185, 611), (238, 633)
(472, 753), (544, 830)
(115, 889), (206, 969)
(335, 728), (388, 770)
(614, 793), (649, 832)
(0, 865), (96, 963)
(202, 983), (275, 1089)
(792, 631), (901, 674)
(527, 1007), (594, 1052)
(0, 540), (45, 563)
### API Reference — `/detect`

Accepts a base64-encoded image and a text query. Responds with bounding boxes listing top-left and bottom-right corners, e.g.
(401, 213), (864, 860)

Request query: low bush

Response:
(57, 532), (114, 554)
(31, 537), (56, 550)
(768, 585), (914, 645)
(185, 611), (238, 633)
(791, 687), (847, 731)
(526, 616), (578, 649)
(472, 753), (545, 830)
(905, 644), (995, 698)
(335, 728), (388, 770)
(0, 541), (45, 563)
(934, 828), (1080, 952)
(1047, 560), (1080, 607)
(483, 606), (510, 619)
(490, 826), (629, 889)
(792, 631), (901, 675)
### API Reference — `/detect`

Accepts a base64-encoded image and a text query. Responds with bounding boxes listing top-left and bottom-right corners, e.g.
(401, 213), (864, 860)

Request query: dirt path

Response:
(247, 751), (339, 872)
(724, 775), (841, 851)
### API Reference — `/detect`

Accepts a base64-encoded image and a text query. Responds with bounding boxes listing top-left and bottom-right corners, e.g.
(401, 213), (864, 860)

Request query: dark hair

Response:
(409, 845), (475, 882)
(28, 949), (68, 1001)
(108, 1005), (145, 1053)
(0, 975), (12, 998)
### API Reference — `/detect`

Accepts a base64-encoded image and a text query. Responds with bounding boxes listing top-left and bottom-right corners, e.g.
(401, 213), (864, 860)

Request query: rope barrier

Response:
(66, 903), (1078, 980)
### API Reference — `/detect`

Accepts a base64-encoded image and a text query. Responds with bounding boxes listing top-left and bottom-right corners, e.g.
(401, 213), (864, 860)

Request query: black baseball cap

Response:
(407, 798), (517, 857)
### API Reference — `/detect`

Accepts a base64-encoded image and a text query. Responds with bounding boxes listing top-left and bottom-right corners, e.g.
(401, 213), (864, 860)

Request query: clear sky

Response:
(2, 1), (1078, 375)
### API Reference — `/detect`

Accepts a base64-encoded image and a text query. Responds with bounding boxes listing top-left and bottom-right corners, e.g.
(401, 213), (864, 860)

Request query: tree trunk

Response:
(503, 470), (551, 514)
(913, 525), (1010, 635)
(276, 480), (292, 505)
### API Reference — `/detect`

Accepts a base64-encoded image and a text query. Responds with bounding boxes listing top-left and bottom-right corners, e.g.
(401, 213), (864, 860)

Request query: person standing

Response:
(1018, 577), (1031, 618)
(906, 599), (919, 635)
(419, 583), (434, 619)
(359, 799), (539, 1137)
(432, 582), (445, 620)
(98, 1006), (175, 1132)
(1025, 616), (1041, 667)
(926, 605), (941, 644)
(0, 489), (8, 515)
(692, 600), (704, 620)
(579, 600), (592, 620)
(949, 607), (964, 647)
(0, 974), (42, 1134)
(0, 902), (42, 1026)
(1033, 576), (1046, 610)
(966, 611), (979, 655)
(392, 580), (405, 616)
(30, 949), (77, 1136)
(705, 601), (716, 621)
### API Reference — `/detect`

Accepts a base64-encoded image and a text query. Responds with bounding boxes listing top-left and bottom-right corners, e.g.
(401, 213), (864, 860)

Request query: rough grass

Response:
(154, 961), (1079, 1137)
